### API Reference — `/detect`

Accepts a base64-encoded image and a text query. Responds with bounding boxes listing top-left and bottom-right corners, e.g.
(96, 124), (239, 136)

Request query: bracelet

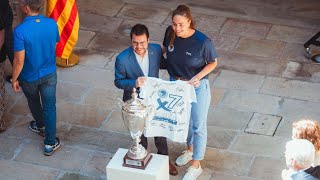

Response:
(11, 79), (17, 83)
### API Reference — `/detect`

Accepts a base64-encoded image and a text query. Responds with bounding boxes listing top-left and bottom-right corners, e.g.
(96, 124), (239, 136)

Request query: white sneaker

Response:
(182, 164), (203, 180)
(175, 150), (193, 166)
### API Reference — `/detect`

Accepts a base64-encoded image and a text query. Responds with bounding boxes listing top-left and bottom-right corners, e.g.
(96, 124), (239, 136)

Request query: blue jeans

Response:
(20, 72), (57, 145)
(187, 79), (211, 160)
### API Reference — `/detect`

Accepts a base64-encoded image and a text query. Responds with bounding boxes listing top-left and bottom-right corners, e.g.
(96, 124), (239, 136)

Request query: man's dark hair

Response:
(130, 24), (149, 39)
(21, 0), (44, 12)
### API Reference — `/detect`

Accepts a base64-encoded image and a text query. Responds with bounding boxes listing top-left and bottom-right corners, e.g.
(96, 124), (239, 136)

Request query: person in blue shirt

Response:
(11, 0), (60, 156)
(162, 5), (218, 180)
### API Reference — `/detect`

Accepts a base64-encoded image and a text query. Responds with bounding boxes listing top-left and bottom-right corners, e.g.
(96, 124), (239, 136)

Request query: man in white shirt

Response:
(114, 24), (178, 176)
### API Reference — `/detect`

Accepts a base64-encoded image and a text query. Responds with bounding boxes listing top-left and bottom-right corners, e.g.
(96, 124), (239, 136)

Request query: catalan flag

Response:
(46, 0), (79, 66)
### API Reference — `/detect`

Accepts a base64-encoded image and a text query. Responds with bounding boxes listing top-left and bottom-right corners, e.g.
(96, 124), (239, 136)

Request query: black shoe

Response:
(28, 120), (45, 137)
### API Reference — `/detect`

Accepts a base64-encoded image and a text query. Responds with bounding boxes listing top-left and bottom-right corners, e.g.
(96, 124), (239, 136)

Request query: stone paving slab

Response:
(56, 101), (111, 128)
(88, 33), (130, 53)
(8, 97), (30, 116)
(185, 0), (320, 30)
(164, 13), (227, 34)
(216, 51), (288, 77)
(204, 148), (253, 176)
(0, 137), (24, 160)
(220, 19), (271, 39)
(58, 66), (115, 90)
(207, 126), (238, 149)
(79, 12), (123, 34)
(83, 88), (123, 109)
(59, 172), (104, 180)
(230, 134), (289, 158)
(260, 77), (320, 102)
(170, 167), (212, 180)
(76, 30), (96, 48)
(118, 19), (167, 42)
(81, 151), (112, 177)
(211, 172), (259, 180)
(56, 81), (90, 103)
(104, 52), (119, 71)
(282, 61), (320, 83)
(207, 107), (252, 130)
(0, 160), (60, 180)
(74, 48), (115, 69)
(279, 43), (310, 63)
(282, 61), (301, 80)
(116, 4), (170, 24)
(210, 87), (226, 106)
(4, 82), (24, 109)
(213, 70), (265, 92)
(15, 142), (91, 171)
(1, 111), (17, 132)
(219, 90), (283, 115)
(248, 157), (285, 180)
(101, 111), (128, 134)
(206, 32), (240, 51)
(63, 126), (131, 153)
(266, 25), (318, 44)
(5, 116), (44, 141)
(274, 98), (320, 138)
(233, 38), (286, 58)
(77, 0), (125, 17)
(122, 0), (180, 10)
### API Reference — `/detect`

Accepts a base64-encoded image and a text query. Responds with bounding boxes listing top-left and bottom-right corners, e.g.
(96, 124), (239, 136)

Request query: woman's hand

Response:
(189, 76), (200, 87)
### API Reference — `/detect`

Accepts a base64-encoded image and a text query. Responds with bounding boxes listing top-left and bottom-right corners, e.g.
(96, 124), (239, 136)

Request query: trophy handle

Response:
(115, 98), (124, 109)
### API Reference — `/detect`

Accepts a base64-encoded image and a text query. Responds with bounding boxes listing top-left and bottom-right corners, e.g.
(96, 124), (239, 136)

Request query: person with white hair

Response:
(282, 139), (319, 180)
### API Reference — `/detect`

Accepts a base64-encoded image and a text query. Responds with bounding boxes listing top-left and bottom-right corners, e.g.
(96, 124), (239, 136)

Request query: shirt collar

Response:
(133, 50), (148, 60)
(23, 14), (44, 22)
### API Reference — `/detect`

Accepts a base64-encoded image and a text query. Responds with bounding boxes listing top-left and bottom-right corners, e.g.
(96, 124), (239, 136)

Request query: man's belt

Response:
(173, 75), (189, 81)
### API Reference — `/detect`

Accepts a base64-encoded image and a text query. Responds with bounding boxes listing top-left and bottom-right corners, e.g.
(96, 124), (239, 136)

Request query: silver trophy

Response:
(118, 88), (155, 169)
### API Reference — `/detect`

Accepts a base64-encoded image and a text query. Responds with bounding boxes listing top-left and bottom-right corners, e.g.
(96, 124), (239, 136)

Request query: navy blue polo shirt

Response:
(14, 14), (59, 82)
(163, 26), (217, 80)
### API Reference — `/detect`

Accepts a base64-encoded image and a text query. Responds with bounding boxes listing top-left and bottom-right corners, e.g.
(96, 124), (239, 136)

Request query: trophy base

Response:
(123, 152), (152, 170)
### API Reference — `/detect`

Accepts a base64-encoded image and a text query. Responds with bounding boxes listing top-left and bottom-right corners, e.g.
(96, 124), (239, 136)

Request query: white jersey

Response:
(140, 77), (196, 142)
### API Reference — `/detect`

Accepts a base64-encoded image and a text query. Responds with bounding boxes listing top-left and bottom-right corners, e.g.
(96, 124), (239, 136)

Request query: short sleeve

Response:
(14, 28), (25, 52)
(55, 23), (60, 42)
(202, 38), (218, 63)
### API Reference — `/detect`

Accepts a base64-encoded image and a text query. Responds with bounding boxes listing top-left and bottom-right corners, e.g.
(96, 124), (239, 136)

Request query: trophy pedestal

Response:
(123, 152), (152, 169)
(107, 148), (169, 180)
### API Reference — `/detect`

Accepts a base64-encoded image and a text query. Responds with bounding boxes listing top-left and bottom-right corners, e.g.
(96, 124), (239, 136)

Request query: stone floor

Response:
(1, 0), (320, 179)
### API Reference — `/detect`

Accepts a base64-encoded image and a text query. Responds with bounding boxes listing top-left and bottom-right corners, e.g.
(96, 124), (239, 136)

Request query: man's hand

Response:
(136, 77), (146, 88)
(12, 80), (21, 92)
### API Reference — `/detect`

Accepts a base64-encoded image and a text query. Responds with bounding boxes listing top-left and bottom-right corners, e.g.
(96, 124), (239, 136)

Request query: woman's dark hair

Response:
(169, 5), (195, 47)
(130, 24), (149, 39)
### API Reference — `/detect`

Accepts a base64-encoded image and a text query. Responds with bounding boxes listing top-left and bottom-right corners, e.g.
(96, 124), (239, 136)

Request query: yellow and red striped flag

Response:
(46, 0), (79, 65)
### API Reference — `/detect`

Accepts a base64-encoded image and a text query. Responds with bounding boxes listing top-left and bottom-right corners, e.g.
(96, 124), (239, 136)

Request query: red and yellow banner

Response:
(46, 0), (79, 60)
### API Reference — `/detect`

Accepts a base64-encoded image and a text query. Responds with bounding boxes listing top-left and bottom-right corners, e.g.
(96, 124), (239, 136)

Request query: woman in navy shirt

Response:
(162, 5), (218, 180)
